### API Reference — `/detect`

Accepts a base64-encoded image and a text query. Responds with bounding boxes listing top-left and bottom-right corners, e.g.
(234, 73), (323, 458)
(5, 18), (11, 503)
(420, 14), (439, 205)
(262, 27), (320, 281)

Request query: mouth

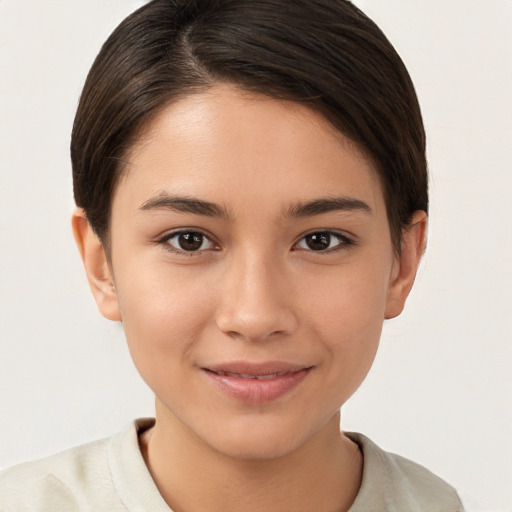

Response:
(206, 369), (300, 380)
(202, 363), (313, 404)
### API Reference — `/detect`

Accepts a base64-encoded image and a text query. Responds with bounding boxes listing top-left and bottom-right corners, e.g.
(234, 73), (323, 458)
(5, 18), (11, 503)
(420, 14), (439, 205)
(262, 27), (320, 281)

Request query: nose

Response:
(215, 254), (298, 342)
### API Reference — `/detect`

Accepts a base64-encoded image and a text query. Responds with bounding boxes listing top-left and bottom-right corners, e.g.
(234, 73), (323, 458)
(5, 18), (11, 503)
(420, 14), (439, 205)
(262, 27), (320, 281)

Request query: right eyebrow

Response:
(139, 193), (232, 220)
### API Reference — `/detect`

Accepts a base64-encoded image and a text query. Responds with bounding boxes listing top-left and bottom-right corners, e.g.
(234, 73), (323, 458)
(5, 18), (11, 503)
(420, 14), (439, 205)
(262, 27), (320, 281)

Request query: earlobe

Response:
(71, 208), (122, 322)
(385, 210), (428, 319)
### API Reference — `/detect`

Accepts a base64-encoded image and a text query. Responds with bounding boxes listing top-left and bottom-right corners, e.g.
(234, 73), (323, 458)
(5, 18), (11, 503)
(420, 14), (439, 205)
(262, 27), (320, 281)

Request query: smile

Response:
(208, 370), (294, 380)
(202, 363), (312, 404)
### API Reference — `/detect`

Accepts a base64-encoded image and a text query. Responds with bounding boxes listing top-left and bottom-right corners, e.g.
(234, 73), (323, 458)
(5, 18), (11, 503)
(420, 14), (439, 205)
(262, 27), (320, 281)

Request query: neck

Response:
(140, 404), (362, 512)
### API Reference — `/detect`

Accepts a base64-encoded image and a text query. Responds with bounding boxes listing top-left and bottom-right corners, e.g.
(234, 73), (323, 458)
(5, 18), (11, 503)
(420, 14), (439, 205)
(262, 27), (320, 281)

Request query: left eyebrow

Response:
(284, 196), (372, 218)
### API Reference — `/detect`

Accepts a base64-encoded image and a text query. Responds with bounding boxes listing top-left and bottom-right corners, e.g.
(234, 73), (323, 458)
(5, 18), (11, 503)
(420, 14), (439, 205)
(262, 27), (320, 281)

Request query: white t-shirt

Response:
(0, 418), (464, 512)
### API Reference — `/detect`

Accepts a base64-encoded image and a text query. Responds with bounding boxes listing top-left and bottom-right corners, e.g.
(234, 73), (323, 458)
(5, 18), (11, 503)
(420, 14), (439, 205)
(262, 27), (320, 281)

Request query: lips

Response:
(209, 370), (293, 380)
(202, 362), (312, 404)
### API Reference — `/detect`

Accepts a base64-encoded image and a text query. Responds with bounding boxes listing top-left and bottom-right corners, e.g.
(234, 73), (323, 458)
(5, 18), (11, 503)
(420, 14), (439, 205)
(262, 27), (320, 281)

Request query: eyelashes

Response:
(157, 229), (355, 256)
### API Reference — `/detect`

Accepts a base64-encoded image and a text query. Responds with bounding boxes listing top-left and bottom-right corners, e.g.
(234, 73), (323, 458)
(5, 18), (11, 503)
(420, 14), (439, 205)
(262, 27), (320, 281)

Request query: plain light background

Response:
(1, 1), (511, 510)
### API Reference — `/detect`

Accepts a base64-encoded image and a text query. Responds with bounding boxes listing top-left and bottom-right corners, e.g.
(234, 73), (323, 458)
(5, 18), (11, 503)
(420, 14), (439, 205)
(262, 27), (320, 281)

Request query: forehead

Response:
(115, 84), (385, 217)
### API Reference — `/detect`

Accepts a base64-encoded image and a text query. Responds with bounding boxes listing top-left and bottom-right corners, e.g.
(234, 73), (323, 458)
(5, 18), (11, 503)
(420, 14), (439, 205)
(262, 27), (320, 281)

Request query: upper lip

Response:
(203, 361), (313, 377)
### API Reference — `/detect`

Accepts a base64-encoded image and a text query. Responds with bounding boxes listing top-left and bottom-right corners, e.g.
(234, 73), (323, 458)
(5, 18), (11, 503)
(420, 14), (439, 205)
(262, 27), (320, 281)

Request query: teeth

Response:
(212, 370), (288, 379)
(255, 373), (279, 380)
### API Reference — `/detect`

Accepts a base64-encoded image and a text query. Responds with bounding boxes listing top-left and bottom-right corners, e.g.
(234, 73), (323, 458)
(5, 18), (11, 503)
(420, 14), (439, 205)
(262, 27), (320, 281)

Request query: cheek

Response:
(302, 257), (390, 333)
(299, 259), (390, 386)
(113, 262), (216, 378)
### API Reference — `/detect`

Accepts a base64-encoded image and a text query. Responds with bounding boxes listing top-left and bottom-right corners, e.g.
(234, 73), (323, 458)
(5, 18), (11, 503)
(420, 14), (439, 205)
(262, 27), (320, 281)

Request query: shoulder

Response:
(347, 433), (465, 512)
(0, 430), (124, 512)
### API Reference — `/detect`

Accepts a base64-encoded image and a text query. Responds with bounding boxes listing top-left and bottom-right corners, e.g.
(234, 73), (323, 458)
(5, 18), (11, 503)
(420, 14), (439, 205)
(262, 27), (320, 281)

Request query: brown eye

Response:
(305, 233), (330, 251)
(166, 231), (214, 252)
(296, 231), (349, 252)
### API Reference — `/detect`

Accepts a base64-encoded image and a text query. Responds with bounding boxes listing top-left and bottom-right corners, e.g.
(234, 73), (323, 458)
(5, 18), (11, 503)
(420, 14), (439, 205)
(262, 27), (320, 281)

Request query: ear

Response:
(71, 208), (122, 321)
(385, 210), (428, 319)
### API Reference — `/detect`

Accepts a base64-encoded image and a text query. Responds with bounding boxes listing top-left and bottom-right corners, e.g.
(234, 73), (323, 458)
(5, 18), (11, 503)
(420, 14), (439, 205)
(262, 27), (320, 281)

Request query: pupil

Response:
(306, 233), (330, 251)
(179, 233), (203, 251)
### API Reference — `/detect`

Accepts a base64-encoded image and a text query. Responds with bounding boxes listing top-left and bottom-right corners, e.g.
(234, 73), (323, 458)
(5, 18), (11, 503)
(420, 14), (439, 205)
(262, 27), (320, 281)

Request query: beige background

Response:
(1, 1), (511, 510)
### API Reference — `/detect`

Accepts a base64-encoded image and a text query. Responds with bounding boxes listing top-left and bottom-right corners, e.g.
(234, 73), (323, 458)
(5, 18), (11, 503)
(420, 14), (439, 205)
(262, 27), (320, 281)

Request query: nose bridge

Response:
(215, 247), (297, 341)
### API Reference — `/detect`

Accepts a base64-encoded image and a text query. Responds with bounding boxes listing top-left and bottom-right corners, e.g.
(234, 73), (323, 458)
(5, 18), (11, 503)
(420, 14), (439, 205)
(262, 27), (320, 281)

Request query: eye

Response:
(164, 231), (215, 252)
(295, 231), (351, 252)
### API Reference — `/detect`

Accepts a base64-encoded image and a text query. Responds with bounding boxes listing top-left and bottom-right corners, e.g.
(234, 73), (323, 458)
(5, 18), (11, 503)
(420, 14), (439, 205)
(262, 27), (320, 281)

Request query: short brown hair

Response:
(71, 0), (427, 251)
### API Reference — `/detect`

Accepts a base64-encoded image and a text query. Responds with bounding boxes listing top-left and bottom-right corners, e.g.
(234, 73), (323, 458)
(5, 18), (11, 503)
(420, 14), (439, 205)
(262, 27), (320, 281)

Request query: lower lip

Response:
(203, 368), (311, 404)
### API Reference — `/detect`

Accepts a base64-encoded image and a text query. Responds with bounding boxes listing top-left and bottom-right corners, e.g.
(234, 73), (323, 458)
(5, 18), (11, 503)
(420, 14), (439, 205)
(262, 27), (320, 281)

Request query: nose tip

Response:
(216, 308), (294, 342)
(215, 261), (298, 342)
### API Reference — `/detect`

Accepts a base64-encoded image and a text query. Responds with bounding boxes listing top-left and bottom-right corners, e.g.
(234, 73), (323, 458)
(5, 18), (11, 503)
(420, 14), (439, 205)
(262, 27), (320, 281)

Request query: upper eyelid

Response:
(158, 227), (214, 242)
(295, 229), (353, 243)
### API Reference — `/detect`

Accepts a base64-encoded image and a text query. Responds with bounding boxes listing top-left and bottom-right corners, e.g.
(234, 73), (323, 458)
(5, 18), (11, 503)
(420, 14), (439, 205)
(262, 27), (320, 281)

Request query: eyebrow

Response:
(285, 196), (372, 217)
(139, 193), (371, 219)
(139, 194), (232, 219)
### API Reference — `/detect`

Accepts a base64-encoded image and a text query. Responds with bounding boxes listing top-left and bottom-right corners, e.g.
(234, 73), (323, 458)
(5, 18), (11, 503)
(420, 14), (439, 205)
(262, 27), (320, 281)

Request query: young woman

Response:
(0, 1), (464, 510)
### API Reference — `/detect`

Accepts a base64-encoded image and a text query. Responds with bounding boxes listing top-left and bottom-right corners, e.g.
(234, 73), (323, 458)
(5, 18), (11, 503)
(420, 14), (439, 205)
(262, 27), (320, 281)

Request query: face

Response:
(88, 85), (412, 459)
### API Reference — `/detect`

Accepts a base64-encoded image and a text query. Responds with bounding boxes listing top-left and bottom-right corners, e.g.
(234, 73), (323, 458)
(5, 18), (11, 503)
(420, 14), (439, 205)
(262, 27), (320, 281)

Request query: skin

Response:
(73, 84), (427, 512)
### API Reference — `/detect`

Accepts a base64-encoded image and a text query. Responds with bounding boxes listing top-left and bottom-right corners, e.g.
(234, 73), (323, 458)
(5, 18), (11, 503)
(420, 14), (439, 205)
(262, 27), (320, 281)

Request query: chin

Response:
(199, 416), (320, 461)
